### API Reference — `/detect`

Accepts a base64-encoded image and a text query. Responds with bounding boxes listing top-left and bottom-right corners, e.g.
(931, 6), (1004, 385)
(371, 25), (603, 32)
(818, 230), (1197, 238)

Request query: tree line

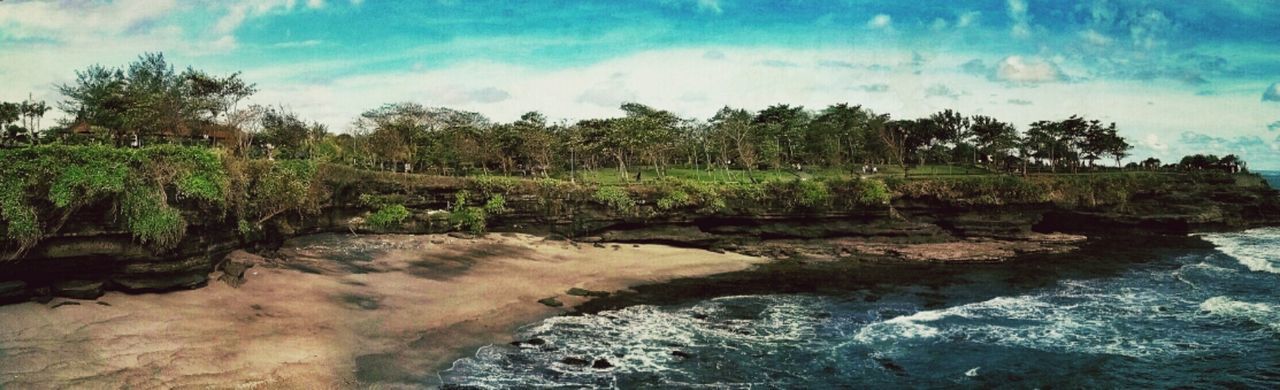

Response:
(4, 52), (1253, 179)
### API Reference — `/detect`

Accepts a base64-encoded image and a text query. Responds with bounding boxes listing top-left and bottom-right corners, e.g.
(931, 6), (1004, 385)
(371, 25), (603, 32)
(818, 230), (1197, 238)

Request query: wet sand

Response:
(0, 233), (763, 389)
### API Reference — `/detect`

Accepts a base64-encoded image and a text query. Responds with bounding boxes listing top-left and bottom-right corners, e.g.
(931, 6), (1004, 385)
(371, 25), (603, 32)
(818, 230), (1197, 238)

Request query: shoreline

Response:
(0, 233), (764, 389)
(0, 229), (1245, 388)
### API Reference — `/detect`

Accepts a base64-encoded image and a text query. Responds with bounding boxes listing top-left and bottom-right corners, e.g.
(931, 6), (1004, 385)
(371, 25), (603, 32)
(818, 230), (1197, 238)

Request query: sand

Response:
(0, 233), (763, 389)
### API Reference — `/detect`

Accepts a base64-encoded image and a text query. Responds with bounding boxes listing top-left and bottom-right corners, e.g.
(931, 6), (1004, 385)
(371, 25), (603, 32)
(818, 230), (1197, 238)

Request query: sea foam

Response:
(1199, 228), (1280, 274)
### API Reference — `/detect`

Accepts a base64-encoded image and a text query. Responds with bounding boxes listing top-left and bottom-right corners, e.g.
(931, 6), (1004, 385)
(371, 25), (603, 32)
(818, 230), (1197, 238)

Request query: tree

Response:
(18, 96), (49, 145)
(710, 106), (757, 176)
(969, 115), (1017, 167)
(753, 104), (810, 167)
(929, 109), (971, 168)
(0, 102), (23, 146)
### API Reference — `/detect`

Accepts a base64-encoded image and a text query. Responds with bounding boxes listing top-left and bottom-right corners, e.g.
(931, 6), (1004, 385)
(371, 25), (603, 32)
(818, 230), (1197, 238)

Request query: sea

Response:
(440, 173), (1280, 388)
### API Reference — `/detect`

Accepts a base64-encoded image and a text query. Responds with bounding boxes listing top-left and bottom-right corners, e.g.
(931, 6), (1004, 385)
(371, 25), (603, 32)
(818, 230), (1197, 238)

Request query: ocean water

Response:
(440, 228), (1280, 388)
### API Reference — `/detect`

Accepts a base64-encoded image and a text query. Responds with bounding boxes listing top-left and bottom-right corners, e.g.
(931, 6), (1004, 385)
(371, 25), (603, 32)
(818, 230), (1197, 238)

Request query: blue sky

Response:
(2, 0), (1279, 167)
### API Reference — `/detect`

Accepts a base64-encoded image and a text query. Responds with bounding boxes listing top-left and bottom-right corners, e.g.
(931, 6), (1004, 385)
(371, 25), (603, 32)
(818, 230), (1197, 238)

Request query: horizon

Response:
(2, 1), (1279, 168)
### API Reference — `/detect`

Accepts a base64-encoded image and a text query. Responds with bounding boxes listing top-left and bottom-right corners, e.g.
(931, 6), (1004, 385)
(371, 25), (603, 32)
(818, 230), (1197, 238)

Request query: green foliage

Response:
(448, 190), (488, 234)
(852, 178), (891, 206)
(764, 179), (830, 210)
(121, 184), (186, 250)
(592, 186), (636, 214)
(471, 176), (520, 196)
(483, 194), (508, 215)
(367, 204), (410, 230)
(657, 189), (692, 210)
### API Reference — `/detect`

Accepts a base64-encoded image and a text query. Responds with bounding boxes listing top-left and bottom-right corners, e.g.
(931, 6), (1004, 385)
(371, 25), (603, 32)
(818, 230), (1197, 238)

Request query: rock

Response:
(592, 242), (605, 248)
(560, 357), (591, 367)
(218, 253), (256, 288)
(566, 288), (610, 298)
(0, 280), (27, 303)
(53, 280), (104, 300)
(671, 351), (694, 359)
(96, 301), (111, 306)
(578, 236), (603, 243)
(510, 338), (547, 348)
(537, 297), (564, 307)
(447, 232), (473, 239)
(50, 301), (81, 309)
(32, 287), (53, 304)
(592, 358), (614, 369)
(111, 273), (207, 293)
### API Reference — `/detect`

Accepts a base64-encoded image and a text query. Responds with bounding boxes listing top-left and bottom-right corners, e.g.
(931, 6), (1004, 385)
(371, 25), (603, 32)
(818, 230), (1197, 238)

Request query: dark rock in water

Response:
(560, 357), (591, 366)
(53, 280), (104, 300)
(0, 280), (27, 303)
(510, 338), (547, 348)
(111, 273), (207, 293)
(671, 350), (694, 359)
(592, 358), (614, 369)
(50, 301), (81, 309)
(863, 294), (881, 302)
(691, 313), (709, 320)
(875, 358), (908, 376)
(538, 297), (564, 307)
(566, 288), (610, 298)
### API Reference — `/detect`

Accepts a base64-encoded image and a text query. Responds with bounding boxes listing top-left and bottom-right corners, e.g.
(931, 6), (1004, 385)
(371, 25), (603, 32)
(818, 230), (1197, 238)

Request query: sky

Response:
(1, 0), (1279, 167)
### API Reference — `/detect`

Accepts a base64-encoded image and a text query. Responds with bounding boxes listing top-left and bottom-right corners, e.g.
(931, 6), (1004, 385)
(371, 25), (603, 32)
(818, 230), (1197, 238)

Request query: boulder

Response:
(52, 280), (105, 300)
(111, 273), (207, 293)
(537, 297), (564, 307)
(592, 358), (614, 369)
(0, 280), (27, 303)
(566, 288), (610, 298)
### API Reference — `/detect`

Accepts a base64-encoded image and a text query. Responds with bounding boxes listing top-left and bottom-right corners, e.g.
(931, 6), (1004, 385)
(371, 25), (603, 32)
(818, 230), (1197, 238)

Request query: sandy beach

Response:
(0, 233), (763, 389)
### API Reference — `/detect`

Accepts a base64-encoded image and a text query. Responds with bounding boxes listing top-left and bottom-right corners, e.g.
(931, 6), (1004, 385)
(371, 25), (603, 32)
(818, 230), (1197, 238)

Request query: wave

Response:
(1199, 296), (1280, 334)
(1199, 228), (1280, 274)
(851, 282), (1193, 359)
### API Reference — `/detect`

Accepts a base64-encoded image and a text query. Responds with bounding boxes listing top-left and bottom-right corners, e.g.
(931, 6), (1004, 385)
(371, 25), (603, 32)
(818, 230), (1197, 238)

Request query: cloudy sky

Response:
(2, 0), (1279, 167)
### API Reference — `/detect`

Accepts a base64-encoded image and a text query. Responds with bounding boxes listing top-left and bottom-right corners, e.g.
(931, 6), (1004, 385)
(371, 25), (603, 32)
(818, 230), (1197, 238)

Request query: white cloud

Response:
(697, 0), (722, 14)
(1143, 133), (1168, 151)
(957, 11), (980, 28)
(1080, 29), (1112, 46)
(1007, 0), (1031, 38)
(930, 18), (949, 31)
(867, 14), (892, 29)
(994, 56), (1062, 83)
(0, 0), (179, 40)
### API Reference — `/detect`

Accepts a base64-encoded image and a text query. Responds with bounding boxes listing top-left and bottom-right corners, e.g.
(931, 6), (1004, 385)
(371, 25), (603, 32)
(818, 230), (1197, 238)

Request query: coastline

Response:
(0, 233), (763, 389)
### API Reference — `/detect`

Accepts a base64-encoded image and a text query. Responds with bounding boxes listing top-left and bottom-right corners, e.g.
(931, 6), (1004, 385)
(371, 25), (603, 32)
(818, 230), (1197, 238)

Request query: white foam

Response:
(851, 282), (1192, 359)
(1199, 228), (1280, 274)
(1199, 296), (1280, 333)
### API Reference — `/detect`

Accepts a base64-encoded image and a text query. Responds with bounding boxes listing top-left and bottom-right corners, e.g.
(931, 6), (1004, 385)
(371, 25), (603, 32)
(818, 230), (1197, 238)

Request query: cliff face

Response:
(1, 172), (1277, 305)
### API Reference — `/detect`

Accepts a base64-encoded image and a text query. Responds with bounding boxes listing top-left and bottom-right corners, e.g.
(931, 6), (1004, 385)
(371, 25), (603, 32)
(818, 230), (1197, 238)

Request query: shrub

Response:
(449, 190), (488, 234)
(592, 186), (635, 214)
(483, 194), (508, 215)
(367, 204), (410, 230)
(854, 178), (891, 206)
(657, 189), (691, 210)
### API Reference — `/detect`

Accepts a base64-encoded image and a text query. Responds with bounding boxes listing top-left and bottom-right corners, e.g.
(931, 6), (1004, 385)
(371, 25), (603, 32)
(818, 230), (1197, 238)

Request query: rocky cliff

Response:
(2, 169), (1277, 305)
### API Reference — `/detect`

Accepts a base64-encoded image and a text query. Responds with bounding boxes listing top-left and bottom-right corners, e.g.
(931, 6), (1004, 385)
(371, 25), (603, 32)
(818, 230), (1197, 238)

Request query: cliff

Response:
(1, 154), (1278, 304)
